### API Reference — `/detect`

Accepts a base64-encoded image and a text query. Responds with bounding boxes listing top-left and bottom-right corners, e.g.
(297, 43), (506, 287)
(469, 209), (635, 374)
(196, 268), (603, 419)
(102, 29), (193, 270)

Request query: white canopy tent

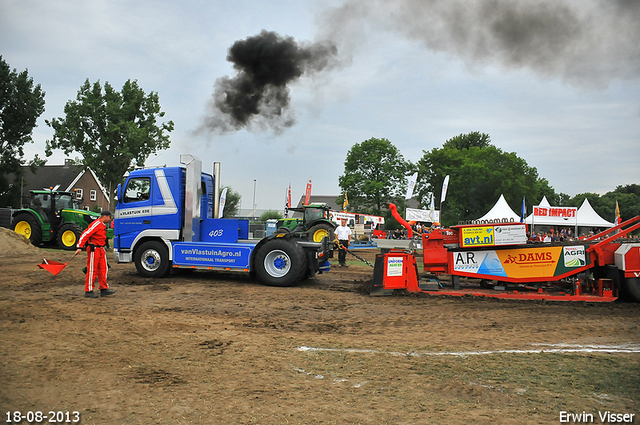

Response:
(524, 196), (613, 233)
(576, 198), (614, 228)
(477, 194), (521, 222)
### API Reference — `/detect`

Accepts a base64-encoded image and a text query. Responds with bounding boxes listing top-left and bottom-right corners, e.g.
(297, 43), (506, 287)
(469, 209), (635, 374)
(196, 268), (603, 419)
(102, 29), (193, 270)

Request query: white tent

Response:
(577, 198), (614, 228)
(525, 197), (613, 229)
(477, 194), (521, 222)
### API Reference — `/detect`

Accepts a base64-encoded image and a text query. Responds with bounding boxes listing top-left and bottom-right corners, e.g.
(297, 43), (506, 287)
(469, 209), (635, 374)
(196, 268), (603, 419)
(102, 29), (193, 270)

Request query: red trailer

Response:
(371, 208), (640, 302)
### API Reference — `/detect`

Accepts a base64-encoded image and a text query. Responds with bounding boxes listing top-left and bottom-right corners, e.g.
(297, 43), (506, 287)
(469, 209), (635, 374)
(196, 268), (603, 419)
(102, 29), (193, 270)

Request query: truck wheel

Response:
(12, 213), (42, 246)
(307, 223), (335, 243)
(255, 238), (307, 287)
(56, 223), (82, 250)
(135, 241), (169, 278)
(622, 277), (640, 302)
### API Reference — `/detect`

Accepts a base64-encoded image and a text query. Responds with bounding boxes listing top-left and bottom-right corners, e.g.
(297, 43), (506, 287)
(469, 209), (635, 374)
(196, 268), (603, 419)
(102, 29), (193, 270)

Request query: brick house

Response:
(18, 159), (110, 211)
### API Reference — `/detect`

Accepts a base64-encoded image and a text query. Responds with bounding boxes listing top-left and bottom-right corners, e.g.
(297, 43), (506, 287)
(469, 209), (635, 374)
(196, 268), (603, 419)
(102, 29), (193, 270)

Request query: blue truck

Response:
(113, 154), (332, 286)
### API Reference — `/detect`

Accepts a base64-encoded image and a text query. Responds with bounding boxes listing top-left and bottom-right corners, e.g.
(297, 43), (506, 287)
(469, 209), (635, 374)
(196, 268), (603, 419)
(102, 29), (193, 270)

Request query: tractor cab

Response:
(277, 203), (337, 242)
(303, 204), (331, 223)
(29, 191), (79, 225)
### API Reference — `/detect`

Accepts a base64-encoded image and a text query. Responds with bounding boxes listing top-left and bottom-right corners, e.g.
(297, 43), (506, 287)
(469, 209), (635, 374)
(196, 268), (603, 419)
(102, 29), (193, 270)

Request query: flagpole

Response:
(440, 175), (450, 226)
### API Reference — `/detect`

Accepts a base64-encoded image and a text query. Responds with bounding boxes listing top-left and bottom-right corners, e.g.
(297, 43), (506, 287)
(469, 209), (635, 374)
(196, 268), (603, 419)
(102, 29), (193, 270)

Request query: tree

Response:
(45, 79), (174, 207)
(259, 210), (283, 222)
(415, 132), (556, 226)
(338, 137), (413, 216)
(221, 186), (241, 218)
(569, 185), (640, 224)
(0, 56), (46, 207)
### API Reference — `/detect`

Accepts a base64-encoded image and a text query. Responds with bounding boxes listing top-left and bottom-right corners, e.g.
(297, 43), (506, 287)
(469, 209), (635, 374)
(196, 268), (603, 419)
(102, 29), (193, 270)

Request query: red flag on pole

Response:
(304, 178), (312, 205)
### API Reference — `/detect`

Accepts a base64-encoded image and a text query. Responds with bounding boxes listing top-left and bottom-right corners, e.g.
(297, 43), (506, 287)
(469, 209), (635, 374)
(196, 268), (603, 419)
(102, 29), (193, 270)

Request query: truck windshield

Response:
(124, 178), (151, 203)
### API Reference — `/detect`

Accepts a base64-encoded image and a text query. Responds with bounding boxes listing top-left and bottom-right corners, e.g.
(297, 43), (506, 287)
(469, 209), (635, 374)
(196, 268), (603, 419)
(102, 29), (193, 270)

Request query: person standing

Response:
(75, 210), (115, 298)
(335, 218), (352, 267)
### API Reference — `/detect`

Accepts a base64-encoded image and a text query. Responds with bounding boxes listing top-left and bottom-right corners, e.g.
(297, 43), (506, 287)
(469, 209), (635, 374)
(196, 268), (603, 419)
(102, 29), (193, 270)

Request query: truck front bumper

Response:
(113, 249), (132, 263)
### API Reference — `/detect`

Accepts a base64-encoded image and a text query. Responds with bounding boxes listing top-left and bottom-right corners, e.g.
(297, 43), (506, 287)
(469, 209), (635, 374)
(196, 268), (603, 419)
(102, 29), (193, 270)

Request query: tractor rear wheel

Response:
(307, 223), (335, 243)
(254, 238), (307, 287)
(11, 213), (42, 246)
(56, 223), (83, 250)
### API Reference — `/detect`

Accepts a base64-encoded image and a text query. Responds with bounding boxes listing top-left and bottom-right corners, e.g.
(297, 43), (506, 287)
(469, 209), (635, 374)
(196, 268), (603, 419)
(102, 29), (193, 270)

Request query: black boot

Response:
(84, 291), (99, 298)
(100, 288), (116, 297)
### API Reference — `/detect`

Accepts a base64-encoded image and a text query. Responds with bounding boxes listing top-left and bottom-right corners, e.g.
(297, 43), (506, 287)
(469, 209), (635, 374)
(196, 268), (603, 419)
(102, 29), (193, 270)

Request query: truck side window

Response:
(124, 178), (151, 203)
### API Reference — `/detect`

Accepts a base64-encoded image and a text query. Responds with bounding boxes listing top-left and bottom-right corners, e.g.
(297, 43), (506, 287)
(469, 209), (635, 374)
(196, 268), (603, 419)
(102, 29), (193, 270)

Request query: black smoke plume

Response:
(319, 0), (640, 86)
(204, 30), (338, 134)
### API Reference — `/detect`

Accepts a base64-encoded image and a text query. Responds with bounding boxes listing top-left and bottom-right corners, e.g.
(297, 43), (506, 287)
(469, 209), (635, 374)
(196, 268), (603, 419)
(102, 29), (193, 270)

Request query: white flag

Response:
(440, 175), (450, 204)
(405, 172), (418, 200)
(218, 187), (228, 218)
(429, 193), (436, 221)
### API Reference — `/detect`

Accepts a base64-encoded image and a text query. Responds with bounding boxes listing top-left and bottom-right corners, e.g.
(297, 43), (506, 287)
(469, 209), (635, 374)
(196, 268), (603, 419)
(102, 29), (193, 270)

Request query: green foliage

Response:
(0, 56), (46, 207)
(259, 210), (283, 222)
(415, 132), (556, 226)
(338, 137), (413, 216)
(45, 79), (174, 208)
(568, 185), (640, 224)
(221, 186), (241, 218)
(442, 131), (491, 150)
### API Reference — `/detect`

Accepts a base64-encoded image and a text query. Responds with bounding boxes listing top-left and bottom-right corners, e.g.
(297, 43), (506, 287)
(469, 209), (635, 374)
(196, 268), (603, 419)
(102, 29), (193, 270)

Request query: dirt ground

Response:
(1, 227), (639, 425)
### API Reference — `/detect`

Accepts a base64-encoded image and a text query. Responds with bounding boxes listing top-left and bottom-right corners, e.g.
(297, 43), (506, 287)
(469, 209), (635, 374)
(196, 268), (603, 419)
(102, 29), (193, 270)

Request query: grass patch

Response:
(297, 349), (640, 419)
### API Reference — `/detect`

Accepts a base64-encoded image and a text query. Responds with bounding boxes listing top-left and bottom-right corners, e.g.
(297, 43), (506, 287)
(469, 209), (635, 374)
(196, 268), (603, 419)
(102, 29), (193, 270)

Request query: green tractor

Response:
(11, 190), (109, 250)
(277, 203), (337, 242)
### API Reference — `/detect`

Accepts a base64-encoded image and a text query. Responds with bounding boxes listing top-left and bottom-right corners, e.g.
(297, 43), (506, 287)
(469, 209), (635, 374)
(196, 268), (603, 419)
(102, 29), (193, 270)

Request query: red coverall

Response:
(77, 220), (109, 292)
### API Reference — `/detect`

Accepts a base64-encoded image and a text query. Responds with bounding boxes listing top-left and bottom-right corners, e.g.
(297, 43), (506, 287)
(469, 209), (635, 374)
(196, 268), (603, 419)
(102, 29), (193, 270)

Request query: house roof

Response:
(20, 161), (83, 193)
(18, 160), (109, 199)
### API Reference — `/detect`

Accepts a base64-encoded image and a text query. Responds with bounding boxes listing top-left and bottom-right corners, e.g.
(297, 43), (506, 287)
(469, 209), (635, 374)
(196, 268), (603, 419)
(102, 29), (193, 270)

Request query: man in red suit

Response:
(76, 210), (115, 298)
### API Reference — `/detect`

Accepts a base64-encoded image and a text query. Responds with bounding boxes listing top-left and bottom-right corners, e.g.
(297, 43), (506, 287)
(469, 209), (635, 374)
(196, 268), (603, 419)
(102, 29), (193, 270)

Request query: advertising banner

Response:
(406, 207), (440, 223)
(172, 242), (253, 269)
(460, 224), (527, 248)
(304, 179), (312, 205)
(452, 245), (587, 279)
(532, 206), (578, 225)
(386, 256), (404, 277)
(494, 224), (527, 245)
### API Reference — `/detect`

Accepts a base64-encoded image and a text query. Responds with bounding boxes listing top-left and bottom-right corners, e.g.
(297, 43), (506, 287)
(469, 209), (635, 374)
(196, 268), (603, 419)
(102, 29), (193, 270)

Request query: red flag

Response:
(615, 201), (621, 225)
(304, 178), (312, 205)
(284, 184), (291, 218)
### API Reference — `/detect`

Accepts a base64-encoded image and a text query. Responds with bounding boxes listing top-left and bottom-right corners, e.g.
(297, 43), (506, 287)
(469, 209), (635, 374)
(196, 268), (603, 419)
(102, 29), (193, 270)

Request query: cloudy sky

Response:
(2, 0), (639, 212)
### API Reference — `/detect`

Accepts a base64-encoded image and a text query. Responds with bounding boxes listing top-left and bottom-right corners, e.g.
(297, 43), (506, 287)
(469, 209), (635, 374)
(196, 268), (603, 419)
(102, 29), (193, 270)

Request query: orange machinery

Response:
(371, 205), (640, 302)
